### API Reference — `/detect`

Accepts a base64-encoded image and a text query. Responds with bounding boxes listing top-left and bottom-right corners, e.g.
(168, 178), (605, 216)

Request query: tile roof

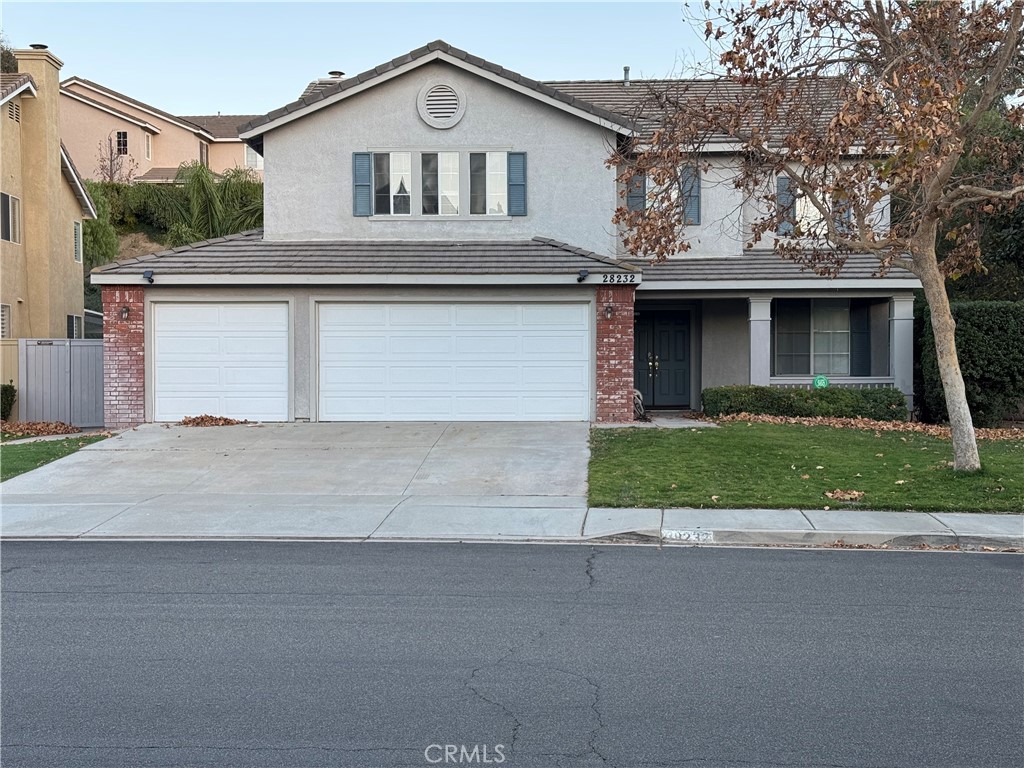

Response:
(241, 40), (636, 140)
(178, 114), (261, 139)
(0, 72), (36, 103)
(633, 252), (916, 282)
(136, 167), (182, 183)
(61, 77), (214, 139)
(92, 231), (637, 277)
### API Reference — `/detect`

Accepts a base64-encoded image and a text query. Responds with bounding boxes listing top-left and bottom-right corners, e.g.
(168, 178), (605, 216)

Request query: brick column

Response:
(102, 286), (145, 428)
(595, 285), (636, 422)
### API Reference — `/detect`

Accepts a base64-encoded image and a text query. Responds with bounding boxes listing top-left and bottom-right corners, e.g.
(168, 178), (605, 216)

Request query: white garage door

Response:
(153, 303), (289, 422)
(318, 302), (591, 421)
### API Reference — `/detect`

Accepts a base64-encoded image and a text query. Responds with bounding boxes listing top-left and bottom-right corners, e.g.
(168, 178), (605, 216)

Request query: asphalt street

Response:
(2, 542), (1021, 768)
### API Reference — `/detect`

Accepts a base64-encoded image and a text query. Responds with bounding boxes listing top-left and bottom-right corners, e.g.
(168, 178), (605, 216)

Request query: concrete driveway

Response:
(1, 422), (590, 540)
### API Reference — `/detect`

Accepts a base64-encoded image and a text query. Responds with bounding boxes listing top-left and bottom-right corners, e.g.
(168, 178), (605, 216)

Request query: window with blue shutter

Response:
(352, 152), (372, 216)
(626, 174), (646, 212)
(777, 176), (796, 235)
(507, 152), (527, 216)
(680, 166), (700, 225)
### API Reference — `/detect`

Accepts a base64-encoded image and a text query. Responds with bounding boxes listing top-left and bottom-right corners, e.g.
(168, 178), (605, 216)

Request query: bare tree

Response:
(95, 132), (138, 183)
(613, 0), (1024, 471)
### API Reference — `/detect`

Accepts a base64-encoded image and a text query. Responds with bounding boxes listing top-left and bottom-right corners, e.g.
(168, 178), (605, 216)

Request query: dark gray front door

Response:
(634, 312), (691, 408)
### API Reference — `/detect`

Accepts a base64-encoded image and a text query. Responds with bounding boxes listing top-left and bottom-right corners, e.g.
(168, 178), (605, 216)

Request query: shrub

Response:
(701, 385), (908, 421)
(919, 301), (1024, 427)
(1, 383), (16, 421)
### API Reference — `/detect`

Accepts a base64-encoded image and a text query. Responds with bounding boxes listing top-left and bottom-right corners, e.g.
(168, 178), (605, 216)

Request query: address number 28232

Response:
(601, 273), (637, 283)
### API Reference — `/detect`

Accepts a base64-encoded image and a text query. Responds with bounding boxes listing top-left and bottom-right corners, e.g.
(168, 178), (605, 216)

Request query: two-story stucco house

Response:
(60, 78), (261, 183)
(92, 41), (919, 428)
(1, 46), (96, 345)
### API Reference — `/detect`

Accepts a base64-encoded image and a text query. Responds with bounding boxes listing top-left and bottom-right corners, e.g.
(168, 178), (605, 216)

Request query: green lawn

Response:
(0, 435), (108, 482)
(589, 423), (1024, 512)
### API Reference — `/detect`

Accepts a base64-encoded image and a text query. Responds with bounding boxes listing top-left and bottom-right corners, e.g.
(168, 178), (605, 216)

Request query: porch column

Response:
(891, 295), (915, 413)
(748, 297), (772, 386)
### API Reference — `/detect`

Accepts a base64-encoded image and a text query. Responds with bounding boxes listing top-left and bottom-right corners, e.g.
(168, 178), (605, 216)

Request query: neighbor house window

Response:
(245, 145), (264, 170)
(0, 193), (21, 244)
(199, 142), (209, 167)
(66, 314), (83, 340)
(73, 221), (82, 262)
(0, 304), (10, 339)
(773, 299), (852, 376)
(421, 152), (459, 215)
(115, 131), (128, 155)
(145, 133), (152, 160)
(373, 152), (412, 215)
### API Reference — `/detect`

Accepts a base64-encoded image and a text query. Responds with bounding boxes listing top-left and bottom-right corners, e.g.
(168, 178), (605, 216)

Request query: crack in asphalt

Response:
(463, 547), (605, 764)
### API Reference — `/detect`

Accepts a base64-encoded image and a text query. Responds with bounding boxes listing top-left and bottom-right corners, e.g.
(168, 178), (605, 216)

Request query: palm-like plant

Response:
(165, 162), (263, 247)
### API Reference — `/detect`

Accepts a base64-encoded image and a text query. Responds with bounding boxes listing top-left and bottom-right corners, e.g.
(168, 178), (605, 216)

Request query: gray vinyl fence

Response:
(17, 339), (104, 427)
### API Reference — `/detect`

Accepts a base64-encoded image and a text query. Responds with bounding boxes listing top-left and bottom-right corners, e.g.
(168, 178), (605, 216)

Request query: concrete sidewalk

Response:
(2, 498), (1019, 548)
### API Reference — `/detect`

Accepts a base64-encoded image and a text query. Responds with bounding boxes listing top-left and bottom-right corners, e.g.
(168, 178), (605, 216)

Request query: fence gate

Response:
(17, 339), (104, 427)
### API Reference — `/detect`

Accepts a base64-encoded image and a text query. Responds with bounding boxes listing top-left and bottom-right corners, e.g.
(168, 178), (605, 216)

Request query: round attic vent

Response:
(417, 83), (466, 129)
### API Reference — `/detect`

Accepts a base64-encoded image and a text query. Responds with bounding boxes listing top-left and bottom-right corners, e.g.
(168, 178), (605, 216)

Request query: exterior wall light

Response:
(120, 306), (130, 321)
(604, 304), (614, 320)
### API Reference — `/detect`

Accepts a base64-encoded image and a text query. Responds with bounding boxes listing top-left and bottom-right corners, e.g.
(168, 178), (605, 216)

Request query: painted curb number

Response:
(663, 529), (715, 543)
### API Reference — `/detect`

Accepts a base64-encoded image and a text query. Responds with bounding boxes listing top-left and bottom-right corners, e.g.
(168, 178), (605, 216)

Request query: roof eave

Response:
(60, 145), (98, 220)
(0, 79), (37, 107)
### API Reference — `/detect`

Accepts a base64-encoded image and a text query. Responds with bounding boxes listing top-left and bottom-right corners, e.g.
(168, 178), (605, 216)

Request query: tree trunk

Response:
(915, 249), (981, 472)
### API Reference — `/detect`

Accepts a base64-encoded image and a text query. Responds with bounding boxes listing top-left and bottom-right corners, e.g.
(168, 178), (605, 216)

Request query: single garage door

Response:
(153, 303), (289, 422)
(318, 302), (591, 421)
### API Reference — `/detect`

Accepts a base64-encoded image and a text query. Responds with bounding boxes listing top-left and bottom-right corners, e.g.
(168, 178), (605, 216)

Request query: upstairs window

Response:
(245, 145), (264, 170)
(115, 131), (128, 155)
(421, 152), (459, 215)
(73, 221), (82, 263)
(145, 133), (152, 160)
(354, 151), (526, 218)
(373, 152), (412, 215)
(0, 193), (21, 244)
(627, 165), (700, 225)
(777, 175), (854, 236)
(470, 152), (507, 215)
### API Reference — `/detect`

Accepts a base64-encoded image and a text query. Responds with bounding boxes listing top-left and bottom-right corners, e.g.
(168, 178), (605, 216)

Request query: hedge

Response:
(919, 301), (1024, 427)
(701, 385), (908, 421)
(1, 383), (16, 421)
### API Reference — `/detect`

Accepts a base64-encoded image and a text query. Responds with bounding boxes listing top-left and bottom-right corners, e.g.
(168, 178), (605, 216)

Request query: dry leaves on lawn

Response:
(177, 415), (250, 427)
(824, 489), (865, 502)
(1, 421), (80, 437)
(717, 413), (1023, 441)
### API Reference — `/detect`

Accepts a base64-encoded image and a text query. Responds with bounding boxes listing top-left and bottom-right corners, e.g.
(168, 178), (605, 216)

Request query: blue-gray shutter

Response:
(850, 300), (871, 376)
(352, 152), (372, 216)
(777, 176), (795, 235)
(626, 174), (646, 212)
(681, 166), (700, 225)
(507, 152), (527, 216)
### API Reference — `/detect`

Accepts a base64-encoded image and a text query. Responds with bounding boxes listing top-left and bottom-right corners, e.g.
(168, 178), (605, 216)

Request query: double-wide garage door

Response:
(152, 301), (592, 422)
(318, 302), (591, 421)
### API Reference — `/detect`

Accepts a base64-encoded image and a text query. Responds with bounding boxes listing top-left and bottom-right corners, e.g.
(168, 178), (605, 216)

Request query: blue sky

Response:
(2, 2), (706, 116)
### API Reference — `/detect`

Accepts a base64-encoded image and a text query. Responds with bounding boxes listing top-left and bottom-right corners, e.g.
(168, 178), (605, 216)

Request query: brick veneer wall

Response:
(102, 286), (145, 428)
(595, 284), (636, 422)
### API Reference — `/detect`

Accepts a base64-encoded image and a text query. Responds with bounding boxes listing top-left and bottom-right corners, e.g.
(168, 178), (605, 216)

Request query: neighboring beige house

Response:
(178, 114), (263, 180)
(60, 77), (261, 183)
(1, 46), (96, 346)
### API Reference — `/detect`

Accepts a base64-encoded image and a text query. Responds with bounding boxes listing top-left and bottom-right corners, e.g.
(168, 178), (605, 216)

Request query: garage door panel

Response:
(391, 306), (451, 325)
(456, 305), (517, 325)
(154, 303), (289, 422)
(318, 302), (591, 421)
